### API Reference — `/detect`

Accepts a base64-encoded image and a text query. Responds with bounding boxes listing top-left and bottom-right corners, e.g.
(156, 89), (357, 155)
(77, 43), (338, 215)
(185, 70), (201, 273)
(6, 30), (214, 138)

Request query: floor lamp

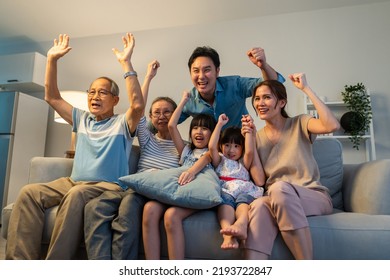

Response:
(54, 91), (88, 158)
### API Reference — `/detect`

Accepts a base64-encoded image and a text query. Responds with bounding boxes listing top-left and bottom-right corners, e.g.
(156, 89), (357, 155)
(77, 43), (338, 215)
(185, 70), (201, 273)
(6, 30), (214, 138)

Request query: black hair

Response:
(219, 126), (245, 153)
(188, 46), (220, 70)
(251, 80), (289, 118)
(189, 114), (217, 150)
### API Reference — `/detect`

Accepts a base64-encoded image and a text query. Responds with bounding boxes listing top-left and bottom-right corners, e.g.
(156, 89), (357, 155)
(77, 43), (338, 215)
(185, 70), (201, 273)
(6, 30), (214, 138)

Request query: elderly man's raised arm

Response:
(45, 34), (74, 125)
(112, 33), (145, 134)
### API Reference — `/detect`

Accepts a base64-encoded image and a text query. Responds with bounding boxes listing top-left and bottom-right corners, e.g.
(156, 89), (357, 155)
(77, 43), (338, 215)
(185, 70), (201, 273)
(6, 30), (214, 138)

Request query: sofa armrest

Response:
(1, 203), (13, 239)
(342, 159), (390, 215)
(28, 145), (140, 183)
(28, 157), (74, 184)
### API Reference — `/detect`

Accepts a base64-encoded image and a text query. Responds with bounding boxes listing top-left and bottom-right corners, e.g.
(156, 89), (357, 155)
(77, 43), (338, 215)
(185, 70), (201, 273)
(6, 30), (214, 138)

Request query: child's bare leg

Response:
(220, 203), (249, 240)
(142, 201), (166, 260)
(218, 204), (239, 249)
(164, 207), (197, 260)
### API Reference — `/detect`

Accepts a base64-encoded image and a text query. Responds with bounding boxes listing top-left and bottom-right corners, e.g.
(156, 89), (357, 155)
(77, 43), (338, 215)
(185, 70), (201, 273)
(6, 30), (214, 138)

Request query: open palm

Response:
(112, 33), (135, 63)
(47, 34), (72, 60)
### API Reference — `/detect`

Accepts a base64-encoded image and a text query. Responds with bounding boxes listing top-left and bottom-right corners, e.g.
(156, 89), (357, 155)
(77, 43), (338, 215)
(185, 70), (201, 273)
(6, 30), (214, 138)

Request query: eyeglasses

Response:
(86, 89), (114, 98)
(151, 111), (173, 118)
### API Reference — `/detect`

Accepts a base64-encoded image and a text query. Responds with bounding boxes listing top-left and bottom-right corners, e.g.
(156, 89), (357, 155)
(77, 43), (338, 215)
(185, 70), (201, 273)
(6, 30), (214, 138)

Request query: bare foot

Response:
(221, 235), (239, 250)
(220, 223), (247, 240)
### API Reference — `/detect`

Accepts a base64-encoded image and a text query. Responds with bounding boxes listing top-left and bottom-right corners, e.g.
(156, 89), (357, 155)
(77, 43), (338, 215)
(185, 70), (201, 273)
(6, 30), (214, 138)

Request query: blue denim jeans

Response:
(221, 191), (255, 209)
(84, 189), (147, 260)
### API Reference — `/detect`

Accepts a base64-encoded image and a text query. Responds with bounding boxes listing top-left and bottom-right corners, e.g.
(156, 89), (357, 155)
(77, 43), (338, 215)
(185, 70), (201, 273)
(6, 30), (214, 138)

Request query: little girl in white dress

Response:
(216, 153), (264, 200)
(209, 113), (264, 250)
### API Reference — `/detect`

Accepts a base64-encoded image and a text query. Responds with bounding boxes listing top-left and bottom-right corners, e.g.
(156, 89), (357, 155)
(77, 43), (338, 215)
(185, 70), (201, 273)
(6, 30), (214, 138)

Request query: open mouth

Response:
(197, 81), (208, 89)
(194, 135), (204, 142)
(91, 102), (101, 109)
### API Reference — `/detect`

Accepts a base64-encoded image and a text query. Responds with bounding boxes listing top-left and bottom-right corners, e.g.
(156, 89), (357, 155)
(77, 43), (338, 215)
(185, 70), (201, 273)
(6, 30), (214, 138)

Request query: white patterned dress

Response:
(215, 154), (264, 199)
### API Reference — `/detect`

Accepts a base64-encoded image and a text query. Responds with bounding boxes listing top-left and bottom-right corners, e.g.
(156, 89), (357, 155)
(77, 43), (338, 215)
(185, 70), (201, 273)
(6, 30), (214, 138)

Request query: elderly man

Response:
(6, 32), (144, 260)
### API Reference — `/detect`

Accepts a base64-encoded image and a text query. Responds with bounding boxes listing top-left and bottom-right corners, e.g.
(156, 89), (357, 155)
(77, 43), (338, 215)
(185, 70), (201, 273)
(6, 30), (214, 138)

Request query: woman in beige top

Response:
(241, 73), (340, 259)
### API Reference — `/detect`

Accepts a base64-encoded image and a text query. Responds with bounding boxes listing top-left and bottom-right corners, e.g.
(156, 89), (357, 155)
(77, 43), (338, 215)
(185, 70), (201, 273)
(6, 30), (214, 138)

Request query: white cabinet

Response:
(304, 99), (376, 162)
(0, 52), (46, 93)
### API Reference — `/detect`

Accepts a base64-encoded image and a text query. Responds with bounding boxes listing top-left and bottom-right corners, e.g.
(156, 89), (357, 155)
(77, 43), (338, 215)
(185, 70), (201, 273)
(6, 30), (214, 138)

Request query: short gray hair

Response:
(91, 76), (120, 96)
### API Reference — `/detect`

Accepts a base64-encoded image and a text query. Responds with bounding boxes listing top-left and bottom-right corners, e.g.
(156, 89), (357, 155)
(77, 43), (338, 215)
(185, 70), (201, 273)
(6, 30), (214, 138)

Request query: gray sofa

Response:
(2, 138), (390, 259)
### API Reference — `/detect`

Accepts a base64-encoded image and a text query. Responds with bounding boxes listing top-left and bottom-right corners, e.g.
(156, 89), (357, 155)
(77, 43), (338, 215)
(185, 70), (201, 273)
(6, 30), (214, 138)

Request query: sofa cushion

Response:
(343, 159), (390, 214)
(308, 212), (390, 259)
(312, 138), (343, 210)
(119, 166), (222, 209)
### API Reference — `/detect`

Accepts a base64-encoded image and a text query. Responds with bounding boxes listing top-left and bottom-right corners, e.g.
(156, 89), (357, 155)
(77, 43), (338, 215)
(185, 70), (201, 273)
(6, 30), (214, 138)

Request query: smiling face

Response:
(149, 100), (175, 135)
(188, 114), (216, 150)
(252, 85), (286, 121)
(190, 56), (220, 104)
(219, 126), (245, 161)
(221, 142), (243, 161)
(87, 78), (119, 121)
(190, 125), (212, 149)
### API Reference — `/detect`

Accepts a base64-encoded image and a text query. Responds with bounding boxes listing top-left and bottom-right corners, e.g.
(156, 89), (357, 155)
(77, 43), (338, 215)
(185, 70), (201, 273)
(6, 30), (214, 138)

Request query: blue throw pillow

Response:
(119, 166), (222, 209)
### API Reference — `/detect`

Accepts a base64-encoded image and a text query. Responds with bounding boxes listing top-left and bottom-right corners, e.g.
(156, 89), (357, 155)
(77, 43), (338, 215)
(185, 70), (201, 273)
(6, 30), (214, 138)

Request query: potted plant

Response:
(340, 83), (372, 150)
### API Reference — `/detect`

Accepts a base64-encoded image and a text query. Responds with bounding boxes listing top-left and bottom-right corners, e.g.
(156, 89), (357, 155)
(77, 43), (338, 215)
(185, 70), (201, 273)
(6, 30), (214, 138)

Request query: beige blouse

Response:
(256, 114), (328, 193)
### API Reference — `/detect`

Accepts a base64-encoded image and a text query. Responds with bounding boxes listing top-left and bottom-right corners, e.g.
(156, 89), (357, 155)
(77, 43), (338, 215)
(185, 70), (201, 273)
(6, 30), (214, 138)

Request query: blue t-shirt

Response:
(179, 74), (285, 128)
(70, 108), (134, 188)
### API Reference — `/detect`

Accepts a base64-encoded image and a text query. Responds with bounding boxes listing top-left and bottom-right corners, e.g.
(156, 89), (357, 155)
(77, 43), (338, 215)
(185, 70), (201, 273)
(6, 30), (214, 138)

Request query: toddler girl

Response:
(209, 113), (265, 249)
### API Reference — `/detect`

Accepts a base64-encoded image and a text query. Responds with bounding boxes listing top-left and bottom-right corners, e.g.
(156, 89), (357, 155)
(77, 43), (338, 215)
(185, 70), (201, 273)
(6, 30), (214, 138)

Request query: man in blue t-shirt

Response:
(179, 46), (285, 129)
(5, 33), (144, 260)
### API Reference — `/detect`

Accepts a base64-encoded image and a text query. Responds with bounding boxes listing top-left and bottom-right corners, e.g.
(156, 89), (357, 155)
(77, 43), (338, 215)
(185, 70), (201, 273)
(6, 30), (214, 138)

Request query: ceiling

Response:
(1, 0), (388, 46)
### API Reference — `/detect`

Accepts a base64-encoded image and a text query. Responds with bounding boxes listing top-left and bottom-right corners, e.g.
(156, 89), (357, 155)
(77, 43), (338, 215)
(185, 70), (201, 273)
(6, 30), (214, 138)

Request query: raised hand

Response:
(146, 60), (160, 80)
(217, 113), (229, 126)
(180, 91), (191, 105)
(247, 47), (266, 68)
(47, 34), (72, 61)
(242, 114), (255, 127)
(288, 73), (308, 91)
(241, 114), (255, 135)
(112, 33), (135, 64)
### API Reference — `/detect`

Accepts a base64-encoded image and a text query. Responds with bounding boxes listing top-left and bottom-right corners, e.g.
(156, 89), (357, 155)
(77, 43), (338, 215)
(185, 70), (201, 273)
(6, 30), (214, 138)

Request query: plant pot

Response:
(340, 111), (365, 133)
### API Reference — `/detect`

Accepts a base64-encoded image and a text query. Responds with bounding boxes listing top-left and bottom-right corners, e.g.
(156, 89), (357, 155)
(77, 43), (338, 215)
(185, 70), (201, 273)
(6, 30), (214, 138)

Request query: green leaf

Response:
(341, 82), (372, 150)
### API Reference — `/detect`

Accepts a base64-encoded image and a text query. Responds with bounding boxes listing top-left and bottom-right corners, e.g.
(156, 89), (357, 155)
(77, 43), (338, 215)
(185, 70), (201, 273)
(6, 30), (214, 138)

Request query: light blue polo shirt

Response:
(179, 74), (285, 128)
(70, 108), (134, 188)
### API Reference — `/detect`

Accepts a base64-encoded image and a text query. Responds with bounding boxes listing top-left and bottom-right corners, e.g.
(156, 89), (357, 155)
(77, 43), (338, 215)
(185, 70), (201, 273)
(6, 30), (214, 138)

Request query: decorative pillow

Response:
(119, 166), (222, 209)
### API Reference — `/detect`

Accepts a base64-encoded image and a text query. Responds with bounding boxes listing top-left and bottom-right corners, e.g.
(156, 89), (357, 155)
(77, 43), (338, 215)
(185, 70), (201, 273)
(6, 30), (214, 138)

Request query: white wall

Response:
(41, 2), (390, 163)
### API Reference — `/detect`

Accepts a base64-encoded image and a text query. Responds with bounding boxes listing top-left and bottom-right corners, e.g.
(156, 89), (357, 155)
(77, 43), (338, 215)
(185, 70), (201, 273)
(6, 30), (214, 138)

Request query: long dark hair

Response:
(251, 80), (289, 118)
(189, 114), (216, 150)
